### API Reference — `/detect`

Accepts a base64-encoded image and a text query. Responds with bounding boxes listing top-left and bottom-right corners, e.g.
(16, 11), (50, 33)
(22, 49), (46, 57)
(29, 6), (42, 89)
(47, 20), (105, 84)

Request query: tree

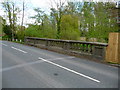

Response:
(31, 8), (45, 30)
(78, 2), (118, 42)
(63, 1), (83, 15)
(2, 1), (20, 40)
(63, 2), (76, 15)
(80, 2), (95, 38)
(61, 14), (80, 40)
(2, 1), (12, 30)
(0, 16), (6, 37)
(21, 1), (25, 31)
(93, 2), (118, 42)
(50, 0), (67, 38)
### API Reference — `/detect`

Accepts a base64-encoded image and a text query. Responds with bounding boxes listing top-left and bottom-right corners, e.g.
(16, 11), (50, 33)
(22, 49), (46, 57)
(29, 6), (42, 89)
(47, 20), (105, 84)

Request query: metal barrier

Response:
(25, 37), (108, 60)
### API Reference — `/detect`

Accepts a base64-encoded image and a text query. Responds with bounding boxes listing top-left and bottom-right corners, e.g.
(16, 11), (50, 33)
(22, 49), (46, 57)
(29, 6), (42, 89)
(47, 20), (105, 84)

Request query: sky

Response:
(0, 0), (52, 25)
(0, 0), (118, 26)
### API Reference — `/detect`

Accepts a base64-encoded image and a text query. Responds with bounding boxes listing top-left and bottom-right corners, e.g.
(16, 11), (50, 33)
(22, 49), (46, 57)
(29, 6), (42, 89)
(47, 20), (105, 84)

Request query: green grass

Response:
(107, 61), (120, 65)
(12, 40), (24, 44)
(0, 37), (2, 40)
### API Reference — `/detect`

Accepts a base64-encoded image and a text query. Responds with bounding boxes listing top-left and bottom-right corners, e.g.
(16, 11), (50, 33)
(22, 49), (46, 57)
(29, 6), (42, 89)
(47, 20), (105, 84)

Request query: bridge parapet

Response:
(25, 37), (108, 61)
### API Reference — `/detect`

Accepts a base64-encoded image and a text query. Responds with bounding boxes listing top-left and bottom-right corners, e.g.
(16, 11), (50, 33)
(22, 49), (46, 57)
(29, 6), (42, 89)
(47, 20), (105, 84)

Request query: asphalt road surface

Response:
(1, 41), (119, 88)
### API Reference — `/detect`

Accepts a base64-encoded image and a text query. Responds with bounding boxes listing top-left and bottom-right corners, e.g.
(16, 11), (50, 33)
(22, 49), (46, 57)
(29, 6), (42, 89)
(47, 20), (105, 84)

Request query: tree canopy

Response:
(1, 1), (119, 42)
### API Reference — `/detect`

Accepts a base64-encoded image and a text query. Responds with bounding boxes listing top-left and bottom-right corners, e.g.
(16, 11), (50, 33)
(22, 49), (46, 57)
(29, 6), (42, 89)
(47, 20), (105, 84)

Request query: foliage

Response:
(2, 1), (118, 43)
(25, 25), (41, 37)
(30, 8), (45, 27)
(2, 1), (21, 40)
(61, 15), (80, 40)
(0, 16), (3, 36)
(16, 30), (25, 41)
(3, 25), (12, 39)
(25, 24), (57, 39)
(94, 2), (118, 42)
(80, 2), (118, 42)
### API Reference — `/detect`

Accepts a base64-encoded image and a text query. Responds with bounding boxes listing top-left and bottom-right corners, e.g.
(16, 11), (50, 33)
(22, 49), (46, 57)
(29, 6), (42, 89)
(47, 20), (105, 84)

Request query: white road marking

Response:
(0, 60), (43, 72)
(11, 46), (27, 53)
(1, 57), (74, 72)
(49, 56), (75, 60)
(2, 43), (8, 46)
(39, 57), (100, 83)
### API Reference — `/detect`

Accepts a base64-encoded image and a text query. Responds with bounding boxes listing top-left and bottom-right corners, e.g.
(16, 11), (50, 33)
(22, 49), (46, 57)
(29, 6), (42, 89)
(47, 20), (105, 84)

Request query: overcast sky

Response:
(0, 0), (68, 25)
(0, 0), (117, 25)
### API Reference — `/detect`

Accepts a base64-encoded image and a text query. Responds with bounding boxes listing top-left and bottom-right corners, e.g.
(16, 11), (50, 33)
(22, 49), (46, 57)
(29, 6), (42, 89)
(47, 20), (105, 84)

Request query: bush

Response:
(16, 30), (25, 41)
(25, 25), (43, 38)
(3, 25), (12, 39)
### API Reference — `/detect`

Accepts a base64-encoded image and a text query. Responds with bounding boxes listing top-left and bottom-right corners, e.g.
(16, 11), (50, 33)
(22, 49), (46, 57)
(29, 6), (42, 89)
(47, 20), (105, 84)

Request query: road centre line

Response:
(2, 43), (8, 46)
(11, 46), (27, 53)
(1, 57), (75, 72)
(39, 57), (100, 83)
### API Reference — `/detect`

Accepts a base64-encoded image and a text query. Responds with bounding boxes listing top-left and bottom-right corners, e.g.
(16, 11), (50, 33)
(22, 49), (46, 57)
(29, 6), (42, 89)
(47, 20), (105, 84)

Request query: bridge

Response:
(1, 33), (119, 88)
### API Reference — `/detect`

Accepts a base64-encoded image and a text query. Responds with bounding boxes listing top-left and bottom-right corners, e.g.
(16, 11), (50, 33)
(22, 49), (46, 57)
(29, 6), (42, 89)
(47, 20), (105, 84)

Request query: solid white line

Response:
(11, 46), (27, 53)
(39, 57), (100, 83)
(2, 43), (8, 46)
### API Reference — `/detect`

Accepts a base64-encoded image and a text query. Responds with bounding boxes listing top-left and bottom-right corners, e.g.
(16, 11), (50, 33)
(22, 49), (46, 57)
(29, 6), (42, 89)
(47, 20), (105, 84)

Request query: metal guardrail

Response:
(25, 37), (108, 60)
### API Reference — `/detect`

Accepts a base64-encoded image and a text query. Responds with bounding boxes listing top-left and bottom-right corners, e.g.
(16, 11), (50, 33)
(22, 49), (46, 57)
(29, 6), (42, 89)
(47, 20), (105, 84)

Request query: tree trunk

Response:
(21, 1), (25, 31)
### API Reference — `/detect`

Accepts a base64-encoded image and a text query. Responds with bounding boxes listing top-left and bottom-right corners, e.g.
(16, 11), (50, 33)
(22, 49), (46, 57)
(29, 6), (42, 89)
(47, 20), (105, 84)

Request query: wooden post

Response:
(106, 33), (120, 64)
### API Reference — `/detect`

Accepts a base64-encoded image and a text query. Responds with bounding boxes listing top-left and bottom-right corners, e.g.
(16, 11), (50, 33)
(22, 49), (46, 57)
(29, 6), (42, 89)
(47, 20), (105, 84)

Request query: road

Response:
(1, 41), (119, 88)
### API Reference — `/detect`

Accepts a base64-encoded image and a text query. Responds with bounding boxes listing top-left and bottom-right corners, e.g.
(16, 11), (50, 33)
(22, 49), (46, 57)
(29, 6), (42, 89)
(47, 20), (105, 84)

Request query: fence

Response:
(25, 37), (108, 60)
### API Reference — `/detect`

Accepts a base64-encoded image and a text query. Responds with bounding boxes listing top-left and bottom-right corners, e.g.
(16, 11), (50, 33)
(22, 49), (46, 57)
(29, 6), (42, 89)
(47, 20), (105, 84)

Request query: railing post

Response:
(33, 39), (35, 44)
(46, 40), (50, 47)
(24, 37), (27, 44)
(63, 41), (69, 50)
(67, 42), (70, 50)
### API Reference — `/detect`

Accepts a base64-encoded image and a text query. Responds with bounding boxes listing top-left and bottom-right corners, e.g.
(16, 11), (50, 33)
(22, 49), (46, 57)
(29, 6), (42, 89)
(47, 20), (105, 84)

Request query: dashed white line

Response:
(2, 43), (8, 46)
(39, 57), (100, 83)
(11, 46), (27, 53)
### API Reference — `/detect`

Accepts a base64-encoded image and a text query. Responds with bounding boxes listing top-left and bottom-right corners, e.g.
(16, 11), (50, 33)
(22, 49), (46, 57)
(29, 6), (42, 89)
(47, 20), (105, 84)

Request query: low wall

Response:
(25, 37), (108, 61)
